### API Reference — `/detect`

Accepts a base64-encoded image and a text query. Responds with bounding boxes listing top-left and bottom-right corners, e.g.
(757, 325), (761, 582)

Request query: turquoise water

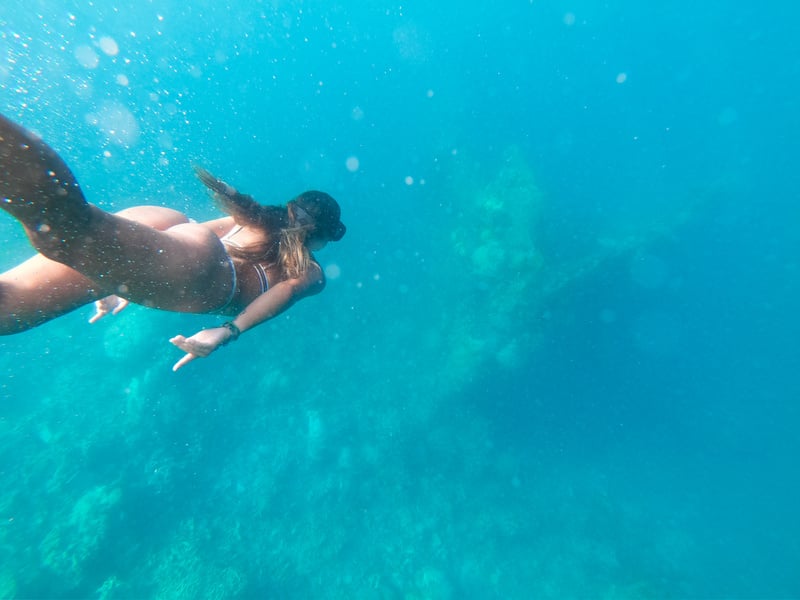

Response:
(1, 1), (798, 598)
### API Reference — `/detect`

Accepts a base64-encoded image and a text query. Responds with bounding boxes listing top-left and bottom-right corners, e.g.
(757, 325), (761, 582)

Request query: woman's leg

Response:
(0, 114), (234, 324)
(0, 254), (103, 334)
(0, 207), (196, 334)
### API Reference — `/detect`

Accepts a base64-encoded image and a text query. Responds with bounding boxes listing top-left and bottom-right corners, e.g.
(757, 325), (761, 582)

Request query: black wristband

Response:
(221, 321), (241, 343)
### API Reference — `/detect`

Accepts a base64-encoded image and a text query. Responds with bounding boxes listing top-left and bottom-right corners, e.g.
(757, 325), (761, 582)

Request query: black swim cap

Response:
(292, 191), (346, 242)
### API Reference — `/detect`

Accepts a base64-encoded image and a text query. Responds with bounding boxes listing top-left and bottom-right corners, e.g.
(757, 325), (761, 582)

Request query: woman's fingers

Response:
(88, 308), (107, 324)
(172, 352), (197, 372)
(170, 327), (228, 371)
(169, 336), (199, 372)
(170, 335), (210, 356)
(88, 295), (129, 323)
(111, 297), (129, 315)
(169, 333), (217, 371)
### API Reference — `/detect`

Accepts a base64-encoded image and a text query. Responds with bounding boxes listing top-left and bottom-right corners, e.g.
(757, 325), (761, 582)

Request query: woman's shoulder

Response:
(289, 260), (325, 296)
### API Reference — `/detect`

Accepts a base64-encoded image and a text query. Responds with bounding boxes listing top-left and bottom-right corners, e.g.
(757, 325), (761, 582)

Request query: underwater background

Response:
(1, 1), (798, 598)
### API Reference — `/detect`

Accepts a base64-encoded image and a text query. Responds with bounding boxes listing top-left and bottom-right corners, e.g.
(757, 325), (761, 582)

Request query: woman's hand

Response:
(89, 295), (129, 323)
(169, 326), (233, 371)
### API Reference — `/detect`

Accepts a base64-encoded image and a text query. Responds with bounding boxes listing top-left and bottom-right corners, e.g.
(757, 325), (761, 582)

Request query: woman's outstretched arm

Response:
(169, 264), (325, 371)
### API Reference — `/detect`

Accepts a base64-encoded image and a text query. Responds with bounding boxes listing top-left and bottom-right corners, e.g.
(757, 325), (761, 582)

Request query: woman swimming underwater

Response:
(0, 114), (345, 371)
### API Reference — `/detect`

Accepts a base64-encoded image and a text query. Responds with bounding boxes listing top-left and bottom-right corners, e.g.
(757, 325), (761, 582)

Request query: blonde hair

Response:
(222, 223), (313, 281)
(278, 224), (313, 280)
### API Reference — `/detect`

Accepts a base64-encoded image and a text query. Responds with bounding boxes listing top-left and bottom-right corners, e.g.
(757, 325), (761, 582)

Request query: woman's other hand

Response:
(170, 326), (234, 371)
(89, 295), (129, 323)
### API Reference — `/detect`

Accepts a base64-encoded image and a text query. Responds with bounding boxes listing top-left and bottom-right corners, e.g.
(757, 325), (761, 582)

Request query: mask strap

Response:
(292, 204), (314, 227)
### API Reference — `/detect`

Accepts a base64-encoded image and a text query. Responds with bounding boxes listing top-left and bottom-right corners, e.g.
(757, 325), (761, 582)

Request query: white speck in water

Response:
(325, 263), (341, 280)
(98, 36), (119, 56)
(75, 45), (99, 69)
(345, 156), (359, 172)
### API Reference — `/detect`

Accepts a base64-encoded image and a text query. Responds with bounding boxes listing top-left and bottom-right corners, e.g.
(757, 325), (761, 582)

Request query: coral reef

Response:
(0, 145), (697, 599)
(40, 485), (121, 587)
